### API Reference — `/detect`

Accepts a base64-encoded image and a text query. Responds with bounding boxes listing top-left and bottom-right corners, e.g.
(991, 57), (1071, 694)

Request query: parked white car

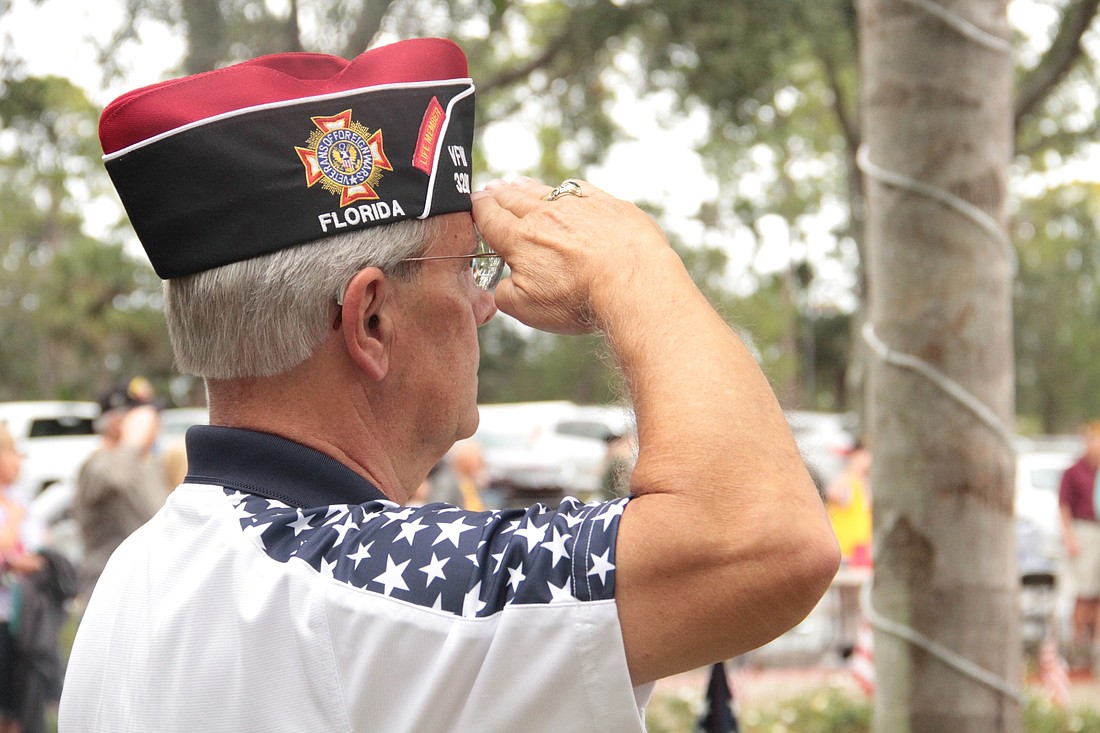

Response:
(1014, 437), (1080, 577)
(474, 401), (633, 503)
(157, 406), (209, 442)
(0, 401), (101, 502)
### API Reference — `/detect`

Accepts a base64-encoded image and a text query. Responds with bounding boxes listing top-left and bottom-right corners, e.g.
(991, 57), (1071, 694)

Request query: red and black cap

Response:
(99, 37), (475, 279)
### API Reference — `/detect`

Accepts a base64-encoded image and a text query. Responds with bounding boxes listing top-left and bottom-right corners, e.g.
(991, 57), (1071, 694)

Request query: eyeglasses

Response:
(400, 235), (504, 292)
(336, 236), (504, 307)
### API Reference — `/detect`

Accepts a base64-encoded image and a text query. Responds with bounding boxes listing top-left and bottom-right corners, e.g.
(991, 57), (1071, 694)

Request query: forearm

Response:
(593, 250), (802, 504)
(598, 248), (839, 681)
(1061, 505), (1077, 548)
(472, 178), (840, 682)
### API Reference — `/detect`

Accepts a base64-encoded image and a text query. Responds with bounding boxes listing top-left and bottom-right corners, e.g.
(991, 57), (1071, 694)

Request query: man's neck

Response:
(204, 371), (429, 505)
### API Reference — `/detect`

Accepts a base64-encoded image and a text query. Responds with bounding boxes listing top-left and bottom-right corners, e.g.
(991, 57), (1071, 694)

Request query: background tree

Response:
(0, 71), (170, 400)
(860, 0), (1021, 729)
(1013, 183), (1100, 431)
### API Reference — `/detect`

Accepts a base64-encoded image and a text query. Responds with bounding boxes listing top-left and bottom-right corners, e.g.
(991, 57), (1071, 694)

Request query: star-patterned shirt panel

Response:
(59, 427), (650, 732)
(227, 490), (630, 618)
(182, 425), (631, 617)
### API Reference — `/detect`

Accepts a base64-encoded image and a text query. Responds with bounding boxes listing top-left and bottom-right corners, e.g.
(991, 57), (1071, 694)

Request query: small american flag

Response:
(851, 615), (875, 696)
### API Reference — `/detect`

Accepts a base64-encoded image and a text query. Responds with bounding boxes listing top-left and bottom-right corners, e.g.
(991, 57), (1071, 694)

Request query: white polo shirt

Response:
(59, 427), (649, 732)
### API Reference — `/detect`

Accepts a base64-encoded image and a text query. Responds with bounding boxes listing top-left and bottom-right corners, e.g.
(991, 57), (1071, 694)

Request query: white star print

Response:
(288, 510), (314, 536)
(547, 579), (575, 603)
(225, 490), (248, 504)
(242, 520), (272, 550)
(331, 513), (358, 545)
(373, 556), (411, 596)
(513, 520), (548, 552)
(396, 516), (429, 545)
(420, 553), (449, 586)
(347, 540), (374, 568)
(324, 504), (349, 520)
(598, 501), (626, 530)
(561, 511), (587, 529)
(433, 517), (476, 548)
(462, 581), (485, 617)
(320, 555), (337, 577)
(381, 507), (415, 527)
(492, 551), (506, 572)
(229, 499), (254, 522)
(540, 527), (573, 568)
(507, 563), (527, 593)
(588, 548), (615, 585)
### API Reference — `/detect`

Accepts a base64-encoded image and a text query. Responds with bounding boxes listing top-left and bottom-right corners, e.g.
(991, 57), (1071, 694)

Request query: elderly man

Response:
(60, 38), (838, 732)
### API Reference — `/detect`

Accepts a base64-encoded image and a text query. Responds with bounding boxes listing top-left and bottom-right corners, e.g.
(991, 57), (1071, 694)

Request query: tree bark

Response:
(181, 0), (229, 75)
(859, 0), (1021, 731)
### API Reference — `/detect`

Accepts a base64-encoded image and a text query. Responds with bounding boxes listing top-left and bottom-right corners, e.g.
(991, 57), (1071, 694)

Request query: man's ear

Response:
(340, 268), (391, 381)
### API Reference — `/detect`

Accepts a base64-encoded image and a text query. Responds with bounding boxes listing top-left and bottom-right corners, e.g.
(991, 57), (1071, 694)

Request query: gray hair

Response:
(164, 217), (441, 379)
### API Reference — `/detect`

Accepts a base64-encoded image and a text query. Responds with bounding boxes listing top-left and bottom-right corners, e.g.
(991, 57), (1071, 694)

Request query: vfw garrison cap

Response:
(99, 37), (475, 279)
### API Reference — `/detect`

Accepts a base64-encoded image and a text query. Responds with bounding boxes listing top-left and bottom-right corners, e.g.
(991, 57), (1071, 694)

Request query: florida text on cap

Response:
(99, 38), (475, 279)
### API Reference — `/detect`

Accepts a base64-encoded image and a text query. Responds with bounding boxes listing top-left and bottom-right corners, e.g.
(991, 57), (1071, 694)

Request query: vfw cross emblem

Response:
(295, 110), (393, 206)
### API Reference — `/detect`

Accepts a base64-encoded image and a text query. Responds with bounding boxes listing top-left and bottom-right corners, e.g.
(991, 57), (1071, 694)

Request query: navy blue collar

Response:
(184, 425), (388, 508)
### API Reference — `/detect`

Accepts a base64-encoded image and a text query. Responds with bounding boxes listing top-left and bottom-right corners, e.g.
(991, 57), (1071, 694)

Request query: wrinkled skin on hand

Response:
(472, 177), (671, 336)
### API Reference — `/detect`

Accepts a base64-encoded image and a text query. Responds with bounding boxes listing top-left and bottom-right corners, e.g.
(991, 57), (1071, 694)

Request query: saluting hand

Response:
(472, 177), (673, 336)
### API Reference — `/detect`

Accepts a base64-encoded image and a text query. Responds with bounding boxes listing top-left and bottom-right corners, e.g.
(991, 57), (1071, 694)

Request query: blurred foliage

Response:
(644, 684), (1100, 733)
(0, 72), (171, 401)
(2, 0), (1099, 425)
(1013, 182), (1100, 431)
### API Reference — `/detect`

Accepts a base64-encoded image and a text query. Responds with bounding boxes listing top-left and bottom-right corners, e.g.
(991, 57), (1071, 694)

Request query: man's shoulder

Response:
(221, 490), (632, 617)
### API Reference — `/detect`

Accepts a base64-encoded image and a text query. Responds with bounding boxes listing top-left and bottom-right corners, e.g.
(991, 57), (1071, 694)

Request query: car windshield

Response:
(475, 430), (529, 450)
(555, 420), (614, 441)
(1027, 467), (1066, 493)
(28, 417), (96, 438)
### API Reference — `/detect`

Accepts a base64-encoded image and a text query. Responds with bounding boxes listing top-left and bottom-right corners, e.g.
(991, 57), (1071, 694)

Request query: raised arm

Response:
(472, 178), (840, 685)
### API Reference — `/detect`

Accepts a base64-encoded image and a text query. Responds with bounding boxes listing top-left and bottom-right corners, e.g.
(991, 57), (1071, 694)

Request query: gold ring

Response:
(546, 179), (584, 201)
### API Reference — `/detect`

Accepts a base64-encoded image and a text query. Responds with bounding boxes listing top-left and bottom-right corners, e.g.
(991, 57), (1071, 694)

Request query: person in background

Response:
(1058, 420), (1100, 672)
(430, 440), (489, 511)
(825, 440), (873, 568)
(60, 38), (838, 731)
(159, 439), (189, 491)
(599, 431), (636, 501)
(825, 440), (872, 658)
(0, 423), (43, 733)
(71, 378), (168, 599)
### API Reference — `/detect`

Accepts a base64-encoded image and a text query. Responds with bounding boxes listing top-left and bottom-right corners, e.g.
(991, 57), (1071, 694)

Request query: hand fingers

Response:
(478, 177), (605, 220)
(470, 188), (519, 256)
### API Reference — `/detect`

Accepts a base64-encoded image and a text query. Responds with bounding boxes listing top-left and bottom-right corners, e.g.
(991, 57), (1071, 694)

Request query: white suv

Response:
(0, 400), (100, 501)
